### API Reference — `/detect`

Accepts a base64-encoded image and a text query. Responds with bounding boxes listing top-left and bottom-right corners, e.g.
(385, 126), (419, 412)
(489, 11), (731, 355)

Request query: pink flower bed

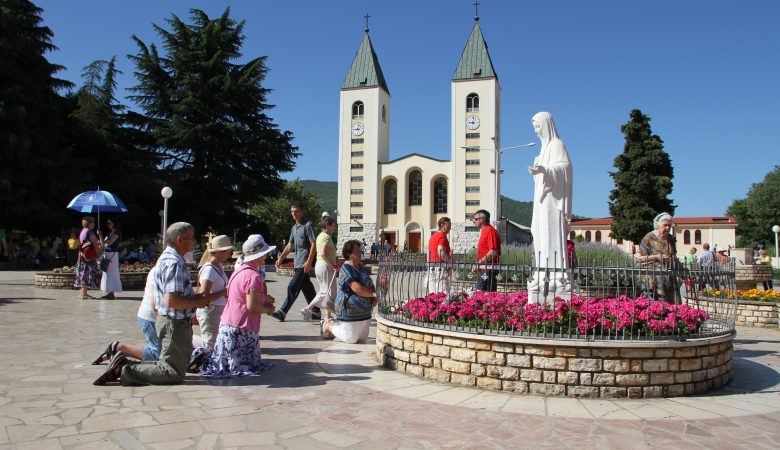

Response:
(400, 291), (709, 336)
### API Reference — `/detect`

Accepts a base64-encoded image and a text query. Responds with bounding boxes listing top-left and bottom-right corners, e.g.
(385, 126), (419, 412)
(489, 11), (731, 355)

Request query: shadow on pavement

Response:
(184, 360), (374, 388)
(263, 347), (361, 356)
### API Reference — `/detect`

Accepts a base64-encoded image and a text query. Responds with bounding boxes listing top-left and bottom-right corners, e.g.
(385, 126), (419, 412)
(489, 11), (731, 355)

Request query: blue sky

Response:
(38, 0), (780, 218)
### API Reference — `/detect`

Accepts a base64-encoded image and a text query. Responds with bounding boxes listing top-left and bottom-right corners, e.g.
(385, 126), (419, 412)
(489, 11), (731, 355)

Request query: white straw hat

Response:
(242, 234), (276, 262)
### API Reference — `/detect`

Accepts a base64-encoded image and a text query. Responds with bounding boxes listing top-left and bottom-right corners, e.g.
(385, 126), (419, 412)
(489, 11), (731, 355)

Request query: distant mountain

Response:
(501, 196), (533, 226)
(300, 180), (582, 227)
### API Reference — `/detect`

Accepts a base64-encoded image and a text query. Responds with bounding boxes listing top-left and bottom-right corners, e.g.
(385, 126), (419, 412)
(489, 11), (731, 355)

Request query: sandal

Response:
(320, 319), (335, 340)
(187, 349), (207, 374)
(92, 342), (119, 365)
(93, 352), (128, 385)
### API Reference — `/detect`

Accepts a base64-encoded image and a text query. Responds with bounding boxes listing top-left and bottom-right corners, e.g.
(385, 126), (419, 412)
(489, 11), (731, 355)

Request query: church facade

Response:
(336, 19), (503, 253)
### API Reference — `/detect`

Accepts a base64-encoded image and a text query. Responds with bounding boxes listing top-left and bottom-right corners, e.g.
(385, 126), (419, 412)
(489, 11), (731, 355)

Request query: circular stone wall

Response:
(36, 271), (150, 290)
(376, 317), (733, 398)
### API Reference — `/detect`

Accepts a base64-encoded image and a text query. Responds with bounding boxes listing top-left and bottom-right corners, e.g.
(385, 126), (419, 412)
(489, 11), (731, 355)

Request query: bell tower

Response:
(337, 24), (390, 248)
(451, 16), (500, 225)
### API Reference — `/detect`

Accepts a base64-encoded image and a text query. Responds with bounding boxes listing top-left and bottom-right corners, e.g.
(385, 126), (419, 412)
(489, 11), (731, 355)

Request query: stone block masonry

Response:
(376, 317), (733, 399)
(696, 297), (778, 329)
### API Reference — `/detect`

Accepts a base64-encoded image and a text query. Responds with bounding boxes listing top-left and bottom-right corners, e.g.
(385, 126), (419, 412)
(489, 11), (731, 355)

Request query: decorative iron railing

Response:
(376, 252), (737, 341)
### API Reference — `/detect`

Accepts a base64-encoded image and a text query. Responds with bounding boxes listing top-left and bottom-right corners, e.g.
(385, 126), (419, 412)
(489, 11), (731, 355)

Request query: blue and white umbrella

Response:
(67, 188), (128, 227)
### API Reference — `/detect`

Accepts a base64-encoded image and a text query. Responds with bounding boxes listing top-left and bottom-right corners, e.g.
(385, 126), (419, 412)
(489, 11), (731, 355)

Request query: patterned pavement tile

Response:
(0, 271), (779, 449)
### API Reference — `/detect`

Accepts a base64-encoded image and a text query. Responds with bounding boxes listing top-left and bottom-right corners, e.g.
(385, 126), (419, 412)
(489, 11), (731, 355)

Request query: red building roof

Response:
(571, 216), (737, 226)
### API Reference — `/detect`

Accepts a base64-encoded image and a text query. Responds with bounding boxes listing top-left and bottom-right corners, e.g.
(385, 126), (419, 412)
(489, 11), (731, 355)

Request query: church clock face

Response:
(466, 115), (480, 130)
(351, 122), (365, 136)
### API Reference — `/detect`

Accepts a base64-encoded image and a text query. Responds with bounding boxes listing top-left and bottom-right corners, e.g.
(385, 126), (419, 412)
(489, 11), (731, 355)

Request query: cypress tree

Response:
(608, 109), (675, 244)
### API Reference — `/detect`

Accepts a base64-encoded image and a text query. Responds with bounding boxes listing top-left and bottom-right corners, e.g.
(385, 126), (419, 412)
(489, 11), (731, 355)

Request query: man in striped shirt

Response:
(94, 222), (224, 386)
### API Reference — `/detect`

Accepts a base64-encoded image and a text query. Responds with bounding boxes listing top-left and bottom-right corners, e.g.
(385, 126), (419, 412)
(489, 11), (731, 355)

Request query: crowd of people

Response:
(90, 203), (378, 386)
(82, 204), (774, 386)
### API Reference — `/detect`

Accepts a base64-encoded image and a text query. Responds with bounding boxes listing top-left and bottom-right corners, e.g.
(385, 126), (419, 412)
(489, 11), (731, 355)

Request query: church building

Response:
(336, 17), (504, 253)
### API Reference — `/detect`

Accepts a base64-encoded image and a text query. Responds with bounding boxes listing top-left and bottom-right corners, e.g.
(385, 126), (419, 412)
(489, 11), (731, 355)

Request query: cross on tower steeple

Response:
(364, 13), (371, 32)
(473, 0), (480, 21)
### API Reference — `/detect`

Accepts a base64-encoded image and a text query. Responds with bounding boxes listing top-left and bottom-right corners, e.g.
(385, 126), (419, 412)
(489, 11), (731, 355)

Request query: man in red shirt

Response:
(474, 209), (501, 292)
(427, 217), (452, 294)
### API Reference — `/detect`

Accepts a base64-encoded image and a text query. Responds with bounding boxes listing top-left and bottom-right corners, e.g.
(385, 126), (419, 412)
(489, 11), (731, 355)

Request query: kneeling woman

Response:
(322, 240), (377, 344)
(195, 235), (276, 377)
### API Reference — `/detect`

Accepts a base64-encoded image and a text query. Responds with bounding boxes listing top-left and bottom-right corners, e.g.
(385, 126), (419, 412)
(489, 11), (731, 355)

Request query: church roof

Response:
(571, 217), (738, 226)
(342, 31), (389, 93)
(382, 153), (451, 164)
(453, 21), (497, 81)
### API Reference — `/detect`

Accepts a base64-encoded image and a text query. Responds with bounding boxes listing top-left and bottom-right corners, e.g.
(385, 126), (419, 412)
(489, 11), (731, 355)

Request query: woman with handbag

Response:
(73, 216), (103, 299)
(100, 219), (123, 299)
(321, 240), (377, 343)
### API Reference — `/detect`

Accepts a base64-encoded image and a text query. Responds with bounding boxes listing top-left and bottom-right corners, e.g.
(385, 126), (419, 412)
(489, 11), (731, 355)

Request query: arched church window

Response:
(433, 177), (447, 214)
(569, 231), (576, 240)
(683, 230), (691, 245)
(408, 171), (422, 206)
(585, 231), (591, 242)
(466, 93), (479, 112)
(694, 230), (702, 245)
(352, 101), (364, 118)
(383, 179), (397, 214)
(595, 231), (602, 242)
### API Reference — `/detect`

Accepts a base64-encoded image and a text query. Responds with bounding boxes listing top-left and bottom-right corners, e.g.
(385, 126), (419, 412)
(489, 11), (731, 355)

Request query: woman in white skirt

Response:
(302, 216), (338, 321)
(321, 240), (376, 344)
(100, 219), (123, 299)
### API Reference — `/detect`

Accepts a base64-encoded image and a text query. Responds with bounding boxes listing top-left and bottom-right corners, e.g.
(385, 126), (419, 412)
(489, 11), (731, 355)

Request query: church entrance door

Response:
(408, 232), (421, 253)
(384, 231), (396, 253)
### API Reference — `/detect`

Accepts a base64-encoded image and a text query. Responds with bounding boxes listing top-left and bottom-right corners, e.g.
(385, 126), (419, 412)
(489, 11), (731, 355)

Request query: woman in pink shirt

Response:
(193, 235), (276, 377)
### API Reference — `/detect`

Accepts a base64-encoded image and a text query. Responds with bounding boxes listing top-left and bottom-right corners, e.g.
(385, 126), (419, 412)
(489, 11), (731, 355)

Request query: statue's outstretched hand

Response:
(528, 165), (544, 175)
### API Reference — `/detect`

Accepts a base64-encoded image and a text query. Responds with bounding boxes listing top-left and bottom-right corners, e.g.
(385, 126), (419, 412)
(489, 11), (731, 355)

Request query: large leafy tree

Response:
(0, 0), (74, 234)
(608, 109), (675, 244)
(727, 166), (780, 248)
(249, 179), (322, 245)
(67, 56), (161, 235)
(128, 8), (298, 233)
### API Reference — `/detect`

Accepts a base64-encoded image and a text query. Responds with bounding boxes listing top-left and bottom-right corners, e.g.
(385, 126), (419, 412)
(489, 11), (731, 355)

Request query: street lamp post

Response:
(158, 210), (164, 243)
(773, 224), (780, 268)
(462, 141), (536, 221)
(161, 187), (173, 237)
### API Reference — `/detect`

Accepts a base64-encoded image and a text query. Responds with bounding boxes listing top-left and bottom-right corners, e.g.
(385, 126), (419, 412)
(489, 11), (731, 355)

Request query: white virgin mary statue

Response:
(526, 112), (573, 303)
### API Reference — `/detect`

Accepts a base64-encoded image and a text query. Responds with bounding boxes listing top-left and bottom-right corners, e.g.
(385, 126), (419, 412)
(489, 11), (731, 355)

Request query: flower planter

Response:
(35, 269), (234, 290)
(377, 317), (733, 398)
(275, 267), (315, 278)
(692, 295), (779, 329)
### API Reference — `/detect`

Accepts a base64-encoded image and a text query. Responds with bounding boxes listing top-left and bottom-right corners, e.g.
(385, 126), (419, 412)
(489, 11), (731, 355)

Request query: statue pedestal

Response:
(527, 269), (574, 305)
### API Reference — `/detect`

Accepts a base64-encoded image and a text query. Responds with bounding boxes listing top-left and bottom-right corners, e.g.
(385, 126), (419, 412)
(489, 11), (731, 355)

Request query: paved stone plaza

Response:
(0, 271), (779, 449)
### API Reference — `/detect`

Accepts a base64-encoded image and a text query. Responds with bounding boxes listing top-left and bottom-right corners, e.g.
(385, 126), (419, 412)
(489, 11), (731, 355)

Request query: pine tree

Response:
(608, 109), (675, 244)
(0, 0), (74, 234)
(68, 56), (160, 234)
(127, 8), (298, 233)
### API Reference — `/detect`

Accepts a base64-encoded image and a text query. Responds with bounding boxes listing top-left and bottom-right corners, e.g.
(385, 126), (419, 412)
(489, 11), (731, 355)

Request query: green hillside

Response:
(301, 180), (538, 226)
(501, 196), (533, 226)
(300, 180), (338, 214)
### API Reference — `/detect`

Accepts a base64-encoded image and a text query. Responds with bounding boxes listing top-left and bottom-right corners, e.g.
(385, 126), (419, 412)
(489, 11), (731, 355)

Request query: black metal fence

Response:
(376, 252), (737, 341)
